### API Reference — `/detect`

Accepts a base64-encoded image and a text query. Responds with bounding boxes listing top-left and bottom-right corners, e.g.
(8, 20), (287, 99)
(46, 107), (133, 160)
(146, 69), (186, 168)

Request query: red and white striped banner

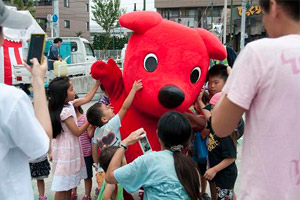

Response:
(0, 39), (23, 85)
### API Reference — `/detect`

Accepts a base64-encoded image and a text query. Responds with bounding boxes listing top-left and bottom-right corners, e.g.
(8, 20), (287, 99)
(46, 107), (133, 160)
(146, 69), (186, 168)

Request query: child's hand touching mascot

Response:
(91, 11), (226, 163)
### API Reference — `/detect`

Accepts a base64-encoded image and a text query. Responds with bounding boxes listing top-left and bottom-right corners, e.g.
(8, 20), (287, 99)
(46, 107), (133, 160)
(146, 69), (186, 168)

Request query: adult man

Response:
(0, 1), (52, 199)
(48, 37), (62, 70)
(211, 0), (300, 199)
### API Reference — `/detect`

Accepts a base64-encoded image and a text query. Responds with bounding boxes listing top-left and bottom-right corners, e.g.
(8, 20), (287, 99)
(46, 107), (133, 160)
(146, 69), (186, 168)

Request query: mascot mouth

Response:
(158, 85), (185, 109)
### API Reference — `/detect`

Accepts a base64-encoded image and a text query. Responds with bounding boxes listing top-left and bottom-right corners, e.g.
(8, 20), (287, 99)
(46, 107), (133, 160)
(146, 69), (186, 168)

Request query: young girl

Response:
(71, 95), (95, 200)
(29, 154), (51, 200)
(105, 111), (201, 200)
(48, 77), (99, 200)
(203, 92), (238, 200)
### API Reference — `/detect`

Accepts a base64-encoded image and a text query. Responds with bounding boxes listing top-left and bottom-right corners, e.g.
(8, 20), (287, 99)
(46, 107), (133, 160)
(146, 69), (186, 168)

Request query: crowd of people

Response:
(0, 0), (299, 200)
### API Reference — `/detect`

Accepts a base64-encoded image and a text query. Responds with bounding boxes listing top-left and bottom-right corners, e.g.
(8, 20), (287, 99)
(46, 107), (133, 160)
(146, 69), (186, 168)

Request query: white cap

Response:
(0, 0), (31, 29)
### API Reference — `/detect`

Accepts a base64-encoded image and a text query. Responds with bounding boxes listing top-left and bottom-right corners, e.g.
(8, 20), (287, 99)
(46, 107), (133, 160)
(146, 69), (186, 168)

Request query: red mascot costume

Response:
(91, 11), (226, 163)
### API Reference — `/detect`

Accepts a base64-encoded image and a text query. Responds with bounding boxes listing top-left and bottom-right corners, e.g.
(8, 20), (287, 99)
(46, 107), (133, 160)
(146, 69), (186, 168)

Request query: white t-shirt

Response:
(223, 35), (300, 200)
(93, 114), (121, 148)
(0, 84), (49, 200)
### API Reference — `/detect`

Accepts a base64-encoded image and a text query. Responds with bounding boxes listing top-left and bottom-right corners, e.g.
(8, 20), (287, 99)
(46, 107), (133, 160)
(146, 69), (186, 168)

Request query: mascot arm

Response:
(91, 58), (124, 100)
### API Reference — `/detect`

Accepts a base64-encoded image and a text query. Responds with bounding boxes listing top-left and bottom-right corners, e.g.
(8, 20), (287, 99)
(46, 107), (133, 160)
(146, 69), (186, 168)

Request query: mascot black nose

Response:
(158, 85), (185, 109)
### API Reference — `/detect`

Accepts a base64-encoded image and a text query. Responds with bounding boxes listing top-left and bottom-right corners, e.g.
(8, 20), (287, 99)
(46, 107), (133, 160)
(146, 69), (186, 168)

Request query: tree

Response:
(12, 0), (35, 15)
(92, 0), (124, 50)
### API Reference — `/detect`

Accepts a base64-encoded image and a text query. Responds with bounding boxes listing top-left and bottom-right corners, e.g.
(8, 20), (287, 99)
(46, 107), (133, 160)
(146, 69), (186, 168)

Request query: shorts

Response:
(84, 155), (93, 179)
(216, 187), (234, 200)
(29, 158), (50, 180)
(197, 162), (207, 176)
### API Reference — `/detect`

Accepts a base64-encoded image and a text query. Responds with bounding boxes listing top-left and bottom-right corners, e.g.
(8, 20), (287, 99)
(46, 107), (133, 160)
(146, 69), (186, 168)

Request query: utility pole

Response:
(240, 0), (246, 50)
(223, 0), (227, 44)
(211, 2), (214, 28)
(229, 0), (233, 45)
(143, 0), (146, 11)
(53, 0), (59, 37)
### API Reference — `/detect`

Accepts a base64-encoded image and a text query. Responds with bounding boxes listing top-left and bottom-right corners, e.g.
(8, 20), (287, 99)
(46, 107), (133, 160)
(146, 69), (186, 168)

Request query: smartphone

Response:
(26, 33), (46, 65)
(138, 134), (152, 154)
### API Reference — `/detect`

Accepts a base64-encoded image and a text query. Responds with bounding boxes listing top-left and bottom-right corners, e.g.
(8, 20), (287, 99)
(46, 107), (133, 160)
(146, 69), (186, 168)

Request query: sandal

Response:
(82, 195), (92, 200)
(38, 196), (48, 200)
(71, 193), (78, 200)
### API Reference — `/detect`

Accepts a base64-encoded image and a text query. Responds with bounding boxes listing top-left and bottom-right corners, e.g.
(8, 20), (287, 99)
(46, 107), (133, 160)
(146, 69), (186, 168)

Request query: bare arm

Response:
(92, 143), (99, 164)
(118, 80), (143, 120)
(64, 116), (90, 137)
(212, 94), (245, 137)
(106, 128), (145, 184)
(24, 57), (52, 140)
(184, 112), (206, 131)
(87, 125), (96, 138)
(73, 81), (100, 107)
(102, 183), (117, 200)
(204, 158), (236, 180)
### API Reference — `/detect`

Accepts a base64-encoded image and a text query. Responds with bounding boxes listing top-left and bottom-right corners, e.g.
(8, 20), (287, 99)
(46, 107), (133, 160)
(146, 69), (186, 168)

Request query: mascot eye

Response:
(190, 67), (201, 84)
(144, 53), (158, 72)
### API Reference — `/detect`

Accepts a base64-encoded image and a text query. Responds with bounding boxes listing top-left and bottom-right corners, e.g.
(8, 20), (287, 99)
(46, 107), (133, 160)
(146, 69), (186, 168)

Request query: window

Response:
(64, 0), (69, 7)
(71, 42), (78, 52)
(86, 22), (89, 31)
(64, 20), (70, 28)
(86, 3), (89, 12)
(84, 42), (95, 57)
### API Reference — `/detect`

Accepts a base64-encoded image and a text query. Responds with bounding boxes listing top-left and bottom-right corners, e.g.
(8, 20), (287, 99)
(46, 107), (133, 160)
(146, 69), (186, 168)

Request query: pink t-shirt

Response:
(223, 35), (300, 200)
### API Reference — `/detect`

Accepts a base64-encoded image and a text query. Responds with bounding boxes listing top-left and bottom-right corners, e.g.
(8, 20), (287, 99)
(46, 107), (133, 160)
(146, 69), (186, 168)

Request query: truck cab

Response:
(45, 37), (96, 64)
(13, 37), (97, 85)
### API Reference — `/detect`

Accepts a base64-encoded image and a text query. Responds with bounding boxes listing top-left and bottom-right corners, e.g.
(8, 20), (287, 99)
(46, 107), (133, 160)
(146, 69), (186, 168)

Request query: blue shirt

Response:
(114, 150), (190, 200)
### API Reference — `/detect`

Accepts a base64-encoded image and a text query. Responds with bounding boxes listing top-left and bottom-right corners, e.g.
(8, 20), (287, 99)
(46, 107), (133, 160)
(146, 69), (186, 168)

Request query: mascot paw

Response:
(91, 60), (108, 80)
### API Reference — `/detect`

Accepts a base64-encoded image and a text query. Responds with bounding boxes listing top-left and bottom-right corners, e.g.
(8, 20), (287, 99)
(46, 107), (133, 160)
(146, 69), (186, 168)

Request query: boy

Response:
(86, 80), (142, 196)
(98, 146), (126, 200)
(207, 64), (228, 98)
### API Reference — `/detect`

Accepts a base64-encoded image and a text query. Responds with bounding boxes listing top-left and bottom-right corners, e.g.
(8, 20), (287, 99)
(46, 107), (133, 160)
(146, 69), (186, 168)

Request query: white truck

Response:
(12, 37), (97, 85)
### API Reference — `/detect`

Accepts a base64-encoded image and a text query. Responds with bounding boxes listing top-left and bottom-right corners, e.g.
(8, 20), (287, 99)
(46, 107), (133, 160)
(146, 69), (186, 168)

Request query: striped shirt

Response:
(78, 115), (92, 157)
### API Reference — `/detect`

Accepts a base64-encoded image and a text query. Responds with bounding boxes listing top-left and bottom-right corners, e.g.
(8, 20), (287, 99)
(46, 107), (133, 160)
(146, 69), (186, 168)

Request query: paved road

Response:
(33, 100), (243, 200)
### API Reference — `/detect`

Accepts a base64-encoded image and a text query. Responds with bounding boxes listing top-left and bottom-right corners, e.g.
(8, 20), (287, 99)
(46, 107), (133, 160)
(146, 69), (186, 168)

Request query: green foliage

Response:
(76, 31), (83, 37)
(11, 0), (35, 16)
(13, 0), (24, 10)
(92, 0), (124, 33)
(92, 0), (125, 50)
(93, 34), (129, 50)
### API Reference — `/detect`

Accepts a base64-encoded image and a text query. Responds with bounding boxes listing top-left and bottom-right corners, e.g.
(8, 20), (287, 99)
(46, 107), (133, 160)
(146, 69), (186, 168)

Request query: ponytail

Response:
(158, 111), (201, 200)
(173, 151), (201, 200)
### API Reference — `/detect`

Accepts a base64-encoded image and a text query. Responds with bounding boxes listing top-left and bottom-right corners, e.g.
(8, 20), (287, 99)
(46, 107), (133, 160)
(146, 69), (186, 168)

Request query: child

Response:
(105, 111), (201, 200)
(191, 89), (211, 200)
(98, 146), (126, 200)
(204, 92), (238, 200)
(71, 95), (96, 200)
(48, 77), (99, 200)
(29, 154), (51, 200)
(86, 80), (142, 195)
(207, 64), (228, 98)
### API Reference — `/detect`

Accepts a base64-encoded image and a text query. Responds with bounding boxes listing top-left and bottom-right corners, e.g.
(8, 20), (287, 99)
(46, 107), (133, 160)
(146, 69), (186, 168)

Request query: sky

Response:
(90, 0), (156, 31)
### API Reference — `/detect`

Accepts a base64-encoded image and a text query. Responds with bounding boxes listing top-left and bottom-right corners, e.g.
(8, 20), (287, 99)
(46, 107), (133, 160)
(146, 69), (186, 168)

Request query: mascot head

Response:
(120, 11), (226, 117)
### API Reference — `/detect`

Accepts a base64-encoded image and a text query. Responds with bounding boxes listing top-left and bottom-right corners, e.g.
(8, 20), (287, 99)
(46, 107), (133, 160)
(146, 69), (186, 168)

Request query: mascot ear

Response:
(196, 28), (227, 61)
(119, 11), (162, 34)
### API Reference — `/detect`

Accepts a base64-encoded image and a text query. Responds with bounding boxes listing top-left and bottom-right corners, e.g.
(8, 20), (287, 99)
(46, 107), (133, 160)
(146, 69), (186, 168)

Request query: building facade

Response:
(33, 0), (90, 39)
(155, 0), (266, 51)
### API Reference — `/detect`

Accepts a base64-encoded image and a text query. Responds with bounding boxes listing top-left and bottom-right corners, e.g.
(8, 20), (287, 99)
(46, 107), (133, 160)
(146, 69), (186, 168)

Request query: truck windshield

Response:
(84, 42), (95, 57)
